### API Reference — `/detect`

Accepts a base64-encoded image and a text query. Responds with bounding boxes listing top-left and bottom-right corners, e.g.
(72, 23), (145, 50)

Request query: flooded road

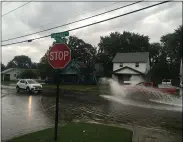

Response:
(1, 85), (182, 141)
(1, 87), (53, 141)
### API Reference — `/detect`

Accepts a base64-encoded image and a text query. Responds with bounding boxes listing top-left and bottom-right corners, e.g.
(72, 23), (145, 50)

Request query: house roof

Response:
(1, 68), (37, 74)
(112, 52), (149, 63)
(75, 61), (87, 68)
(1, 68), (15, 74)
(113, 66), (144, 74)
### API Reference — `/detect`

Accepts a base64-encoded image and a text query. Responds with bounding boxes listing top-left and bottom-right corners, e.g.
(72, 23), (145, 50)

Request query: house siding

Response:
(124, 75), (144, 85)
(2, 69), (20, 81)
(112, 74), (144, 85)
(113, 62), (147, 73)
(114, 68), (140, 74)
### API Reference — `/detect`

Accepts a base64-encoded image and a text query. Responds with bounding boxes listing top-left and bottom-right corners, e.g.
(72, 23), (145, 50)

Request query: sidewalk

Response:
(131, 125), (182, 142)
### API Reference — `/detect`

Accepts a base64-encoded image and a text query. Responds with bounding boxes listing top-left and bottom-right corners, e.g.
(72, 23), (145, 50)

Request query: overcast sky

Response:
(1, 0), (182, 65)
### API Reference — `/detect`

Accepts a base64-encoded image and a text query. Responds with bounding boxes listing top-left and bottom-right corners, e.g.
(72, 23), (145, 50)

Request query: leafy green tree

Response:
(67, 36), (97, 67)
(19, 70), (38, 79)
(149, 43), (162, 67)
(160, 25), (182, 81)
(1, 63), (5, 71)
(37, 54), (54, 79)
(6, 55), (32, 69)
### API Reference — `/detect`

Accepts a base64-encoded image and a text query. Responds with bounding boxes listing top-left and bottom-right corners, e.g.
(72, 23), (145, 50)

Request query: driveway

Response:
(1, 86), (53, 141)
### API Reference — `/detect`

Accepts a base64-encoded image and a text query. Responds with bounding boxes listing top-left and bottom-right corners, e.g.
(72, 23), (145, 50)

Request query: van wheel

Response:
(16, 86), (20, 92)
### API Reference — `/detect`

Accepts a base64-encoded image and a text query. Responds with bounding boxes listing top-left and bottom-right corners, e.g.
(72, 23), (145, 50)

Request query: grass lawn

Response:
(1, 80), (17, 85)
(43, 84), (111, 95)
(8, 123), (133, 142)
(43, 84), (100, 94)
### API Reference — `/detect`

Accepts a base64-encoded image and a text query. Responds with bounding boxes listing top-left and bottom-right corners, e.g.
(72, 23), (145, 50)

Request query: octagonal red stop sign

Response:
(48, 43), (71, 69)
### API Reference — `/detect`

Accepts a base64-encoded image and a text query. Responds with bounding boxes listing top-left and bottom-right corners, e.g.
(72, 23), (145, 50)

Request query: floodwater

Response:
(1, 87), (53, 141)
(99, 78), (182, 112)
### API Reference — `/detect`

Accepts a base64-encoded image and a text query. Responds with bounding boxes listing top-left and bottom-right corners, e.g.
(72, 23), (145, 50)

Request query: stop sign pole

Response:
(48, 31), (71, 141)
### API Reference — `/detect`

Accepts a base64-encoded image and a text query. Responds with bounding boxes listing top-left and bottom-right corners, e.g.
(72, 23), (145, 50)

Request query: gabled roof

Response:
(112, 52), (149, 63)
(1, 68), (37, 74)
(113, 66), (144, 74)
(1, 68), (16, 74)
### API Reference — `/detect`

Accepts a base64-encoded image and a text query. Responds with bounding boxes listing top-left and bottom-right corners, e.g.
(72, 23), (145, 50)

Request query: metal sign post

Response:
(48, 31), (70, 141)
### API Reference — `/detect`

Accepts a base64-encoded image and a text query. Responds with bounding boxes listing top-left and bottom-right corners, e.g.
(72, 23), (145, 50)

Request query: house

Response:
(1, 68), (39, 81)
(1, 68), (21, 81)
(112, 52), (150, 85)
(60, 61), (96, 84)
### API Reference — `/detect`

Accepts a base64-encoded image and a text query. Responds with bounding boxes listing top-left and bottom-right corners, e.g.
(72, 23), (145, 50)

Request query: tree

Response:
(6, 55), (32, 69)
(38, 54), (54, 79)
(18, 70), (38, 79)
(160, 25), (182, 81)
(1, 63), (5, 71)
(67, 36), (97, 67)
(149, 43), (162, 67)
(31, 62), (38, 69)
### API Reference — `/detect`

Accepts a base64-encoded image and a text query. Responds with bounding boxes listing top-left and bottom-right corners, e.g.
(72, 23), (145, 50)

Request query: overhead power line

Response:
(19, 1), (122, 35)
(1, 1), (170, 47)
(2, 1), (142, 42)
(2, 1), (32, 17)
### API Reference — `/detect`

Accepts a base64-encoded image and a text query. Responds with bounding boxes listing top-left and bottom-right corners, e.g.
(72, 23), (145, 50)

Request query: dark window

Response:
(14, 74), (16, 77)
(120, 63), (123, 67)
(20, 80), (24, 83)
(135, 62), (139, 67)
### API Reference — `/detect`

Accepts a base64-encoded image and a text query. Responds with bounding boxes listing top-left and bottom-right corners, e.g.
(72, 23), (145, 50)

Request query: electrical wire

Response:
(2, 1), (142, 42)
(2, 1), (32, 17)
(1, 1), (170, 47)
(19, 1), (122, 35)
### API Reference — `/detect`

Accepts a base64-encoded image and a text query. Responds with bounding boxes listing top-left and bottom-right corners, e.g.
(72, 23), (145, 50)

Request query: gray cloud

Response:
(2, 1), (182, 65)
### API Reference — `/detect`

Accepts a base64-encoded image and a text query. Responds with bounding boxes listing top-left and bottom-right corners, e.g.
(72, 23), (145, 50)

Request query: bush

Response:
(19, 70), (38, 79)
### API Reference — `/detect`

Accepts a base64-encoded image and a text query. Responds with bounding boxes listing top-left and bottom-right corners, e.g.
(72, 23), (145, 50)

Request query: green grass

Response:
(43, 84), (99, 93)
(8, 123), (133, 142)
(1, 80), (17, 85)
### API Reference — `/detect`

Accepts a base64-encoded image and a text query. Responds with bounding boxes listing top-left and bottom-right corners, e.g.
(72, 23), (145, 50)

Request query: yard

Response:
(43, 84), (110, 95)
(8, 122), (133, 142)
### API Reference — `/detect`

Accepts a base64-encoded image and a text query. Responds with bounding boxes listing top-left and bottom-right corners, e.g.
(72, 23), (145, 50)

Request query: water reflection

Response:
(28, 96), (32, 120)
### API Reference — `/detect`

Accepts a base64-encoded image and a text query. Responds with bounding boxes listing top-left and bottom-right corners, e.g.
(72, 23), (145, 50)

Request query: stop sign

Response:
(48, 43), (71, 69)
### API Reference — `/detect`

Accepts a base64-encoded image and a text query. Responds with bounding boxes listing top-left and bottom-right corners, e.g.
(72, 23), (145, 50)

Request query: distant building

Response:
(1, 68), (21, 81)
(60, 61), (96, 84)
(112, 52), (150, 85)
(1, 68), (39, 81)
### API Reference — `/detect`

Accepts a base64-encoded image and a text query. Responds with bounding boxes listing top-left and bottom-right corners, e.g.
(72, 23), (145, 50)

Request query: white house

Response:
(1, 68), (21, 81)
(112, 52), (150, 85)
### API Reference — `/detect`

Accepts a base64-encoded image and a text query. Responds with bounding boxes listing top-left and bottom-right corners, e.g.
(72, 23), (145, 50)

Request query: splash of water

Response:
(99, 78), (182, 111)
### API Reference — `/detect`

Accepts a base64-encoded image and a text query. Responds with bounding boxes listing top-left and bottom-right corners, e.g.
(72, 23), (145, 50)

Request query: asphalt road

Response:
(1, 86), (53, 141)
